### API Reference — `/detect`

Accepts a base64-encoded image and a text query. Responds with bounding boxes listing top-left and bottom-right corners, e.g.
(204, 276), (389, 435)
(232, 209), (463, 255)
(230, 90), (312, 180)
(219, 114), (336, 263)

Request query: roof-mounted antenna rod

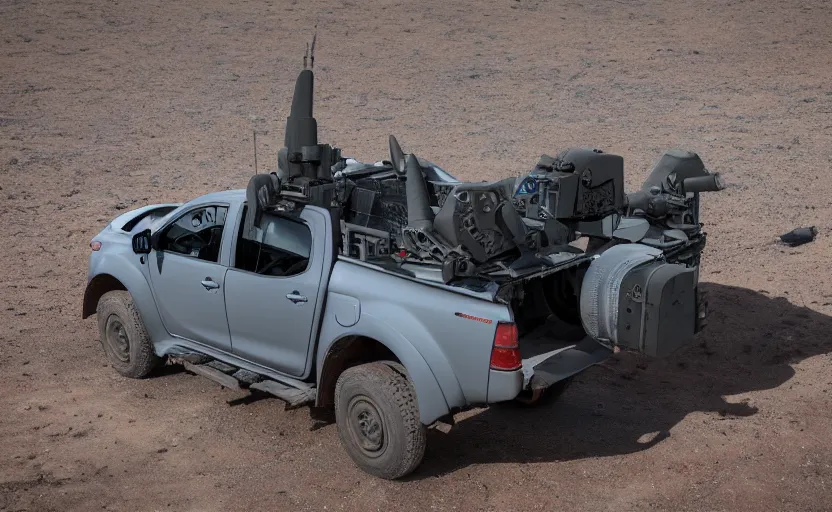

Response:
(309, 29), (317, 69)
(253, 129), (258, 173)
(303, 42), (309, 69)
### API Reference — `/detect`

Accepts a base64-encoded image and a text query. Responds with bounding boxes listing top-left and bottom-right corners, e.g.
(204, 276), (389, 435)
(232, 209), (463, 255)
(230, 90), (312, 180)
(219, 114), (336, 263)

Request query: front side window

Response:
(234, 208), (311, 277)
(158, 205), (228, 263)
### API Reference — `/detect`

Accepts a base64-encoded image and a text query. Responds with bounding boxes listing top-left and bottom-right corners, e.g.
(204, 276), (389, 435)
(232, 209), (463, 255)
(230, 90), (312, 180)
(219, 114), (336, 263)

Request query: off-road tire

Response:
(513, 376), (573, 407)
(334, 361), (426, 480)
(542, 273), (582, 326)
(96, 290), (160, 378)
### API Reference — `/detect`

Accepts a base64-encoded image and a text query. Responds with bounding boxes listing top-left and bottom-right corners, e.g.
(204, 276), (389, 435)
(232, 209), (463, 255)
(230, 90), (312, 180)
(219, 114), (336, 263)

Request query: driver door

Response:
(148, 204), (232, 351)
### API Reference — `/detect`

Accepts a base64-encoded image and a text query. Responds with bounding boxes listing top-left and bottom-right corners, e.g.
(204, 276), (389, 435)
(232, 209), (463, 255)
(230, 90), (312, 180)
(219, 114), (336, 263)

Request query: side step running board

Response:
(175, 358), (316, 409)
(250, 380), (314, 409)
(182, 360), (240, 389)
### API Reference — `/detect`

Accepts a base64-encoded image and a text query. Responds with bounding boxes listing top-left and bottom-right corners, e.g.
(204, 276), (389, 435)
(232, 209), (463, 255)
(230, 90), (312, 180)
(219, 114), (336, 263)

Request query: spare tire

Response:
(542, 273), (582, 326)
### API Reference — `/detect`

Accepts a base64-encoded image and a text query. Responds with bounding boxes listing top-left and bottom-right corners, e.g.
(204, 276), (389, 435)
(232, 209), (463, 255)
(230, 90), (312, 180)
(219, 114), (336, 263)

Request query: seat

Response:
(432, 178), (524, 263)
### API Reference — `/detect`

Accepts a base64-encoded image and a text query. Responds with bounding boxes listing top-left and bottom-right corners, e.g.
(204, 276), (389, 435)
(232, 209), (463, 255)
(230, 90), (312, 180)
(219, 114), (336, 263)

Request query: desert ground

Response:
(2, 0), (832, 510)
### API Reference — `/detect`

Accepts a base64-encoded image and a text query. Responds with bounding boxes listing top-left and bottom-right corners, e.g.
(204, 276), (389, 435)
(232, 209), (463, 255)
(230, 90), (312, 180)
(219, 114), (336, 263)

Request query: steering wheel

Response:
(170, 231), (208, 253)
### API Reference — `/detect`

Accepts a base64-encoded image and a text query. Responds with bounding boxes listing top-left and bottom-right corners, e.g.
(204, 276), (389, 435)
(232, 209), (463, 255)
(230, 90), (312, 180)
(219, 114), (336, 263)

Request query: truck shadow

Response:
(413, 282), (832, 478)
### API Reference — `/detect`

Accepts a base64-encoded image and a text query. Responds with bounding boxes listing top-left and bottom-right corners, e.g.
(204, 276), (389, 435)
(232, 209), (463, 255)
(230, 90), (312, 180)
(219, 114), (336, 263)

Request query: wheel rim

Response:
(346, 395), (386, 457)
(104, 315), (130, 363)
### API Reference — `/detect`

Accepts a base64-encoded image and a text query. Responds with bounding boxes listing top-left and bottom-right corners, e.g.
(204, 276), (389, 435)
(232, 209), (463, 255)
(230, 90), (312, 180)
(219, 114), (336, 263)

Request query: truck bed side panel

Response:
(317, 260), (512, 422)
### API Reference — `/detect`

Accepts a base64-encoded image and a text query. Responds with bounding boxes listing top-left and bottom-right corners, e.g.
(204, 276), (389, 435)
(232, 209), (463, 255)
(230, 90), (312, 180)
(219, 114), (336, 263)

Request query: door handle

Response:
(286, 291), (308, 304)
(201, 278), (220, 291)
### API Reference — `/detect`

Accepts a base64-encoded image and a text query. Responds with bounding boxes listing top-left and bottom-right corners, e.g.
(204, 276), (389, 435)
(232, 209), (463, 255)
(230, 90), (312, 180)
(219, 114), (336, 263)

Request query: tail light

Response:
(489, 322), (521, 371)
(90, 240), (102, 251)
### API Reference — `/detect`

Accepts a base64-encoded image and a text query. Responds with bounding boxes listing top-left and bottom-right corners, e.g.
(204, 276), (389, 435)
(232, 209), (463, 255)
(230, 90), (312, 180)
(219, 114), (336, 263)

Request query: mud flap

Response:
(522, 337), (612, 390)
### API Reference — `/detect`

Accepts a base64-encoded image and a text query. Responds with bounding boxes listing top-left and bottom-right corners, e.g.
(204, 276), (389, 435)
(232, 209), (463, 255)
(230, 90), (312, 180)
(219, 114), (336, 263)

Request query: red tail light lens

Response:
(90, 241), (102, 251)
(490, 322), (521, 371)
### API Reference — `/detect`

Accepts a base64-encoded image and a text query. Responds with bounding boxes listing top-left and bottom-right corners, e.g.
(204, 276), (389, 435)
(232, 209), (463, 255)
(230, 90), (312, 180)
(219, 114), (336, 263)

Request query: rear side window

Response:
(235, 208), (312, 277)
(158, 205), (228, 263)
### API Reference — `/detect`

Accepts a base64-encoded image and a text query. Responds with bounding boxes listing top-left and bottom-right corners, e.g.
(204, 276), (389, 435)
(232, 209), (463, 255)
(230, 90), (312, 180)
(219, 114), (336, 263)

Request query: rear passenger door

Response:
(223, 207), (325, 376)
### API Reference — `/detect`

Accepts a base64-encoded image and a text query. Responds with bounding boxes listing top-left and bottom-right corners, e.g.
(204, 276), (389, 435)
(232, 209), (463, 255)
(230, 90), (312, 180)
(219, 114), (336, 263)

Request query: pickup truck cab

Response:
(86, 190), (615, 479)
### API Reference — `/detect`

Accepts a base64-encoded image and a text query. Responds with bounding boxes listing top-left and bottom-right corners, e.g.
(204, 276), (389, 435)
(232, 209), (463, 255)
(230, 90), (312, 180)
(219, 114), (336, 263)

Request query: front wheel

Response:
(334, 361), (426, 479)
(96, 290), (160, 378)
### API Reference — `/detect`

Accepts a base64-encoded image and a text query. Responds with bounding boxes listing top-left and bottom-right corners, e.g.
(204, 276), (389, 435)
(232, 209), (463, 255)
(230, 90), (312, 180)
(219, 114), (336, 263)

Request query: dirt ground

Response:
(2, 0), (832, 510)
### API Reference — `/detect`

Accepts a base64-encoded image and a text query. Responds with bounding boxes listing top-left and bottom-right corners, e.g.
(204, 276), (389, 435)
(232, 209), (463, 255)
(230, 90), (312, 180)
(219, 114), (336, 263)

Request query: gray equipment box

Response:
(616, 262), (697, 357)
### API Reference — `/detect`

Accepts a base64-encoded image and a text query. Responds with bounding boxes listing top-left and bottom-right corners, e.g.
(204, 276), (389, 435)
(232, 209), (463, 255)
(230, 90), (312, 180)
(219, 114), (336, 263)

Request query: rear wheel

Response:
(334, 361), (426, 479)
(96, 291), (160, 378)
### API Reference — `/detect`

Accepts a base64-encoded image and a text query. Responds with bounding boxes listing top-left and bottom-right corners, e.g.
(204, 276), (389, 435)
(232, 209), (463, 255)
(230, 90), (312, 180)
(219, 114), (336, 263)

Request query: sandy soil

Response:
(2, 0), (832, 510)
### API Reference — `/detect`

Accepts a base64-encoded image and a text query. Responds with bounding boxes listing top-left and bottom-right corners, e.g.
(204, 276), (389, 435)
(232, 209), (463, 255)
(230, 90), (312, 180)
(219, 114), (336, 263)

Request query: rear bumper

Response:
(486, 337), (612, 402)
(485, 367), (524, 403)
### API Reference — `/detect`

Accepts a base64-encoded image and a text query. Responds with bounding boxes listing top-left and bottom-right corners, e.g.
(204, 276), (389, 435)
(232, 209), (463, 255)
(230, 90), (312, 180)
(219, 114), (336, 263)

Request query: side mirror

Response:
(132, 229), (152, 254)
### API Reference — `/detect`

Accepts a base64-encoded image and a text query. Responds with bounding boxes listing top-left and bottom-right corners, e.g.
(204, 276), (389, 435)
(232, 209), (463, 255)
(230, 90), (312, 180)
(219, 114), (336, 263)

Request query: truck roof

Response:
(190, 189), (246, 204)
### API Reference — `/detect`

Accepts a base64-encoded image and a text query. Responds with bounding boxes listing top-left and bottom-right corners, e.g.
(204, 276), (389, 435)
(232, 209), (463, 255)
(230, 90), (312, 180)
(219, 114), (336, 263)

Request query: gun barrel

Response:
(626, 191), (651, 212)
(682, 173), (725, 194)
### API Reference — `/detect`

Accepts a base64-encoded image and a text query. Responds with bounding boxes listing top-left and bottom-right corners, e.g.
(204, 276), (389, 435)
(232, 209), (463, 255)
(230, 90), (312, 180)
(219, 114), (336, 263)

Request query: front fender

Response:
(316, 308), (458, 424)
(85, 252), (167, 345)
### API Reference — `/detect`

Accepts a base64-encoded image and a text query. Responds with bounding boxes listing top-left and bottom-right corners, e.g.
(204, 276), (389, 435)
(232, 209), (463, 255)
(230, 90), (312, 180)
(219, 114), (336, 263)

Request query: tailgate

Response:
(517, 315), (612, 391)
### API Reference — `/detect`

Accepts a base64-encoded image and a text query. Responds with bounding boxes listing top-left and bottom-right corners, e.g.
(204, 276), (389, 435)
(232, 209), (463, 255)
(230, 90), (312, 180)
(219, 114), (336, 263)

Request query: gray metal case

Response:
(616, 262), (697, 357)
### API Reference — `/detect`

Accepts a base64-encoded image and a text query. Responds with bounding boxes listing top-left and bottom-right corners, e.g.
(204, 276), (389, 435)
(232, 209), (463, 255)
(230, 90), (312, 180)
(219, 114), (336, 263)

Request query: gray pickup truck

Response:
(83, 64), (723, 479)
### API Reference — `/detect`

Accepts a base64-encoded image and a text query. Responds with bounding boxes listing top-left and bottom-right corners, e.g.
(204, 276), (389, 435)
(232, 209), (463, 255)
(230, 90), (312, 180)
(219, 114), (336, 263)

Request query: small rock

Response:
(157, 448), (168, 453)
(779, 226), (817, 247)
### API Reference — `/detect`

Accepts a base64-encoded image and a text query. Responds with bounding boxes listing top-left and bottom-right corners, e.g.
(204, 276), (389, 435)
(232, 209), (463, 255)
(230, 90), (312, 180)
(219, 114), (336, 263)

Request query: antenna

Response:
(310, 30), (317, 69)
(303, 43), (309, 68)
(253, 130), (258, 173)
